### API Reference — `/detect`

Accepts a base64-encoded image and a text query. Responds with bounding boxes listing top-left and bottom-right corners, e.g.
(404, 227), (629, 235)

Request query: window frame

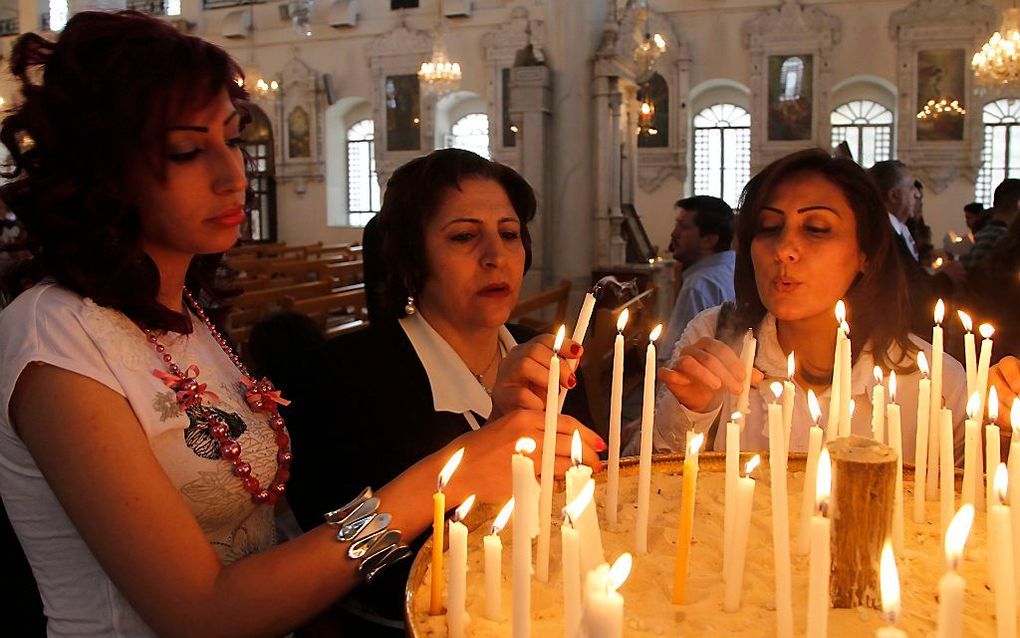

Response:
(976, 98), (1020, 206)
(829, 99), (894, 168)
(346, 118), (381, 228)
(691, 103), (751, 208)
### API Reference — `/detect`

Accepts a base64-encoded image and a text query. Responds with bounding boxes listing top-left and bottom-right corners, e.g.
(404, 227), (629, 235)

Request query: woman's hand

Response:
(657, 336), (763, 413)
(989, 355), (1020, 432)
(442, 409), (604, 505)
(489, 334), (582, 420)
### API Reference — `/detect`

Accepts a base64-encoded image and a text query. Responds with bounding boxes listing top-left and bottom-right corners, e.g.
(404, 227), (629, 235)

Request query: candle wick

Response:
(818, 499), (829, 518)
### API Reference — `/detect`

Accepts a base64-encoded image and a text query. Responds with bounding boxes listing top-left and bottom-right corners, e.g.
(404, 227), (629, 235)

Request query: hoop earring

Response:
(404, 296), (416, 315)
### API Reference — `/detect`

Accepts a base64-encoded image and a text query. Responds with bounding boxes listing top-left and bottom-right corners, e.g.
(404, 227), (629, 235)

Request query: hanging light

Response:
(973, 3), (1020, 87)
(418, 1), (462, 96)
(236, 6), (280, 99)
(916, 97), (966, 121)
(638, 96), (657, 136)
(633, 1), (666, 83)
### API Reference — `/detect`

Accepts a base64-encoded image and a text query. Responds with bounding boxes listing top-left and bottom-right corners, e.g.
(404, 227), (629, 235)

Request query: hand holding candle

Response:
(431, 447), (465, 615)
(558, 291), (597, 411)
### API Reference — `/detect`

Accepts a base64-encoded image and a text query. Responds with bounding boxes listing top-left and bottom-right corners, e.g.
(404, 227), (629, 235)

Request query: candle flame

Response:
(649, 324), (663, 342)
(988, 386), (999, 422)
(880, 540), (901, 623)
(770, 381), (784, 401)
(607, 553), (632, 592)
(807, 389), (822, 425)
(731, 410), (743, 422)
(453, 494), (475, 522)
(570, 430), (583, 466)
(617, 308), (630, 333)
(835, 299), (846, 324)
(873, 366), (883, 383)
(966, 391), (981, 420)
(958, 310), (973, 333)
(917, 351), (930, 377)
(816, 448), (831, 511)
(979, 323), (995, 339)
(889, 371), (897, 403)
(787, 352), (795, 380)
(563, 479), (595, 526)
(945, 504), (975, 566)
(745, 454), (761, 475)
(515, 437), (536, 455)
(934, 257), (944, 269)
(934, 299), (945, 325)
(995, 463), (1009, 504)
(849, 399), (856, 417)
(438, 447), (465, 491)
(688, 432), (705, 456)
(553, 325), (566, 354)
(491, 497), (515, 535)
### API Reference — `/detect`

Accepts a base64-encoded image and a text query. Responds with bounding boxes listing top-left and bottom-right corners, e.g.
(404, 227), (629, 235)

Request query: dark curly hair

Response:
(375, 148), (536, 320)
(0, 11), (249, 332)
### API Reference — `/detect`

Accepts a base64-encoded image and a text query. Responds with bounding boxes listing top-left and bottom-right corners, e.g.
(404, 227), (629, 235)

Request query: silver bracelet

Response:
(324, 487), (412, 583)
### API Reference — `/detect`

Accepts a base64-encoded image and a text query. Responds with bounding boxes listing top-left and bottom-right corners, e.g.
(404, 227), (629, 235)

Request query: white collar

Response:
(399, 312), (518, 420)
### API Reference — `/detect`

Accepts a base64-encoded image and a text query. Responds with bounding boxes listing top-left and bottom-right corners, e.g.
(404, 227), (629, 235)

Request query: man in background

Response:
(963, 178), (1020, 271)
(963, 201), (990, 236)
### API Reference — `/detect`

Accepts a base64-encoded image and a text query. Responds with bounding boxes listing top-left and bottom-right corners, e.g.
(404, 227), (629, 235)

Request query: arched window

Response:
(347, 119), (381, 227)
(692, 104), (751, 208)
(830, 100), (894, 168)
(240, 104), (277, 242)
(976, 98), (1020, 206)
(780, 57), (805, 102)
(47, 0), (67, 31)
(447, 113), (490, 159)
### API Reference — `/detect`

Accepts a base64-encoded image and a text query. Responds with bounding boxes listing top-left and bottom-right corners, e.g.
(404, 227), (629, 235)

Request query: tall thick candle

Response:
(447, 495), (475, 638)
(1010, 399), (1020, 594)
(877, 541), (907, 638)
(872, 367), (886, 443)
(806, 448), (831, 638)
(736, 329), (757, 417)
(990, 465), (1017, 638)
(839, 321), (852, 438)
(635, 324), (663, 554)
(565, 430), (605, 574)
(940, 408), (956, 541)
(724, 411), (742, 579)
(915, 352), (932, 523)
(537, 325), (566, 582)
(724, 455), (760, 612)
(827, 301), (846, 442)
(431, 447), (465, 615)
(606, 309), (628, 525)
(558, 291), (597, 410)
(512, 438), (540, 638)
(672, 432), (705, 604)
(484, 498), (514, 621)
(963, 392), (981, 507)
(768, 383), (794, 637)
(976, 323), (995, 424)
(928, 300), (946, 502)
(798, 390), (824, 556)
(563, 480), (594, 638)
(783, 352), (796, 457)
(938, 504), (975, 638)
(887, 372), (904, 554)
(958, 310), (977, 398)
(582, 553), (631, 638)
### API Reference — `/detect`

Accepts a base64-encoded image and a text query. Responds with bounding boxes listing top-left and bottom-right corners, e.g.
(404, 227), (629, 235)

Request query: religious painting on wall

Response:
(637, 72), (669, 148)
(916, 48), (966, 142)
(767, 54), (813, 141)
(287, 106), (310, 159)
(501, 68), (517, 148)
(385, 74), (421, 152)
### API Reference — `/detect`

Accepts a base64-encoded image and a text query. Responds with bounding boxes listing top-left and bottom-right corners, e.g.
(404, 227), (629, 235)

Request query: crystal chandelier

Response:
(973, 5), (1020, 87)
(916, 97), (966, 121)
(418, 1), (462, 96)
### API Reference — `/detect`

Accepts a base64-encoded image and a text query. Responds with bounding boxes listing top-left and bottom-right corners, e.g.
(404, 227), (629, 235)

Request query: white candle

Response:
(798, 390), (824, 556)
(958, 310), (977, 399)
(915, 352), (932, 523)
(768, 383), (793, 638)
(447, 495), (475, 638)
(963, 392), (981, 507)
(562, 480), (594, 638)
(839, 321), (852, 439)
(606, 309), (628, 525)
(537, 326), (566, 582)
(987, 387), (1002, 588)
(872, 367), (886, 443)
(565, 431), (605, 574)
(783, 352), (796, 458)
(827, 301), (846, 442)
(806, 448), (831, 638)
(582, 554), (630, 638)
(940, 407), (956, 541)
(977, 323), (995, 425)
(990, 465), (1017, 638)
(877, 540), (907, 638)
(887, 372), (904, 555)
(724, 454), (760, 612)
(484, 498), (514, 621)
(928, 300), (946, 502)
(558, 292), (597, 410)
(1010, 399), (1020, 595)
(512, 438), (540, 638)
(736, 329), (757, 417)
(724, 411), (742, 580)
(938, 504), (974, 638)
(635, 324), (663, 554)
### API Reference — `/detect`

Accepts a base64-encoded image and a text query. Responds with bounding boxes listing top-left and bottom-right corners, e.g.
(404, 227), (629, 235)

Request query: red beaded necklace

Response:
(145, 290), (292, 506)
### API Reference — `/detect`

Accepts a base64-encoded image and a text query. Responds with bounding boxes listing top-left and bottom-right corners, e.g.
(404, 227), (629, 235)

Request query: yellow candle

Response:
(672, 432), (705, 604)
(430, 447), (465, 615)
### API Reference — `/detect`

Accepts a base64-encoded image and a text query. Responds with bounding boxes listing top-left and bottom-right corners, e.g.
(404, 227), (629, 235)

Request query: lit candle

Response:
(582, 553), (631, 638)
(484, 498), (514, 621)
(797, 390), (824, 556)
(958, 310), (977, 399)
(963, 392), (981, 507)
(537, 325), (566, 582)
(987, 387), (1002, 584)
(447, 494), (475, 638)
(806, 447), (831, 638)
(635, 324), (663, 554)
(839, 320), (852, 439)
(887, 372), (904, 555)
(928, 300), (946, 502)
(431, 447), (465, 615)
(976, 323), (995, 425)
(512, 437), (540, 638)
(783, 352), (796, 458)
(563, 480), (595, 638)
(940, 407), (956, 541)
(736, 329), (757, 418)
(937, 504), (975, 638)
(565, 430), (605, 574)
(724, 455), (760, 612)
(872, 366), (886, 443)
(914, 352), (932, 523)
(672, 432), (705, 604)
(1009, 399), (1020, 594)
(768, 382), (794, 637)
(827, 301), (846, 442)
(558, 291), (597, 410)
(877, 541), (906, 638)
(990, 464), (1017, 638)
(724, 410), (742, 580)
(606, 309), (628, 525)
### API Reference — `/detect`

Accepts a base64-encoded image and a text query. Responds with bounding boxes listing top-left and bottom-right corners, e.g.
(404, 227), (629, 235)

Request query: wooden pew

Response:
(228, 242), (286, 260)
(279, 286), (368, 337)
(305, 242), (358, 260)
(327, 260), (364, 288)
(232, 280), (333, 312)
(509, 280), (572, 333)
(228, 258), (330, 284)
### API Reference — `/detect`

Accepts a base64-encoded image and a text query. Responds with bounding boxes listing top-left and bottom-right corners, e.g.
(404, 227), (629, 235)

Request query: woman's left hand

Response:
(989, 355), (1020, 433)
(489, 333), (582, 420)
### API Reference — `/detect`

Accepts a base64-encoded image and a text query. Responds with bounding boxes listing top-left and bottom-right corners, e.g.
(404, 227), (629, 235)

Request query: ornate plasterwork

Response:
(742, 0), (841, 170)
(275, 51), (324, 192)
(889, 0), (996, 193)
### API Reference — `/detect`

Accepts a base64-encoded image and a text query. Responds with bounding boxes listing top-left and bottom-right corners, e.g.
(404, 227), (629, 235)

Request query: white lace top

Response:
(0, 283), (280, 637)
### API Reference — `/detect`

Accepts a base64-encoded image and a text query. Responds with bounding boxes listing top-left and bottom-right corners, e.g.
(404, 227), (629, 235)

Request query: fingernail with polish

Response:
(568, 374), (577, 388)
(596, 439), (607, 452)
(570, 344), (581, 355)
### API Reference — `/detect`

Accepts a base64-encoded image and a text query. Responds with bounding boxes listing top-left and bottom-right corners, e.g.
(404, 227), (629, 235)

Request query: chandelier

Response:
(916, 97), (966, 121)
(633, 1), (666, 83)
(419, 2), (462, 96)
(973, 5), (1020, 87)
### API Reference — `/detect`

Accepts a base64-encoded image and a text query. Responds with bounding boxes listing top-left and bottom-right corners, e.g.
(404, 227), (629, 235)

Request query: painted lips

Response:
(209, 205), (245, 226)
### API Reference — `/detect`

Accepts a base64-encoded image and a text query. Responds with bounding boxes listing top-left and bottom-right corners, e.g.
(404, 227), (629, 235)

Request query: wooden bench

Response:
(327, 260), (364, 288)
(279, 286), (368, 337)
(232, 280), (333, 313)
(509, 280), (571, 333)
(228, 258), (330, 284)
(229, 241), (287, 260)
(306, 242), (358, 260)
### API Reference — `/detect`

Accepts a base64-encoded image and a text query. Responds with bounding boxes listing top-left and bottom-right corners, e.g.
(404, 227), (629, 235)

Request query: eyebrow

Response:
(761, 205), (842, 217)
(442, 216), (520, 229)
(168, 110), (240, 133)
